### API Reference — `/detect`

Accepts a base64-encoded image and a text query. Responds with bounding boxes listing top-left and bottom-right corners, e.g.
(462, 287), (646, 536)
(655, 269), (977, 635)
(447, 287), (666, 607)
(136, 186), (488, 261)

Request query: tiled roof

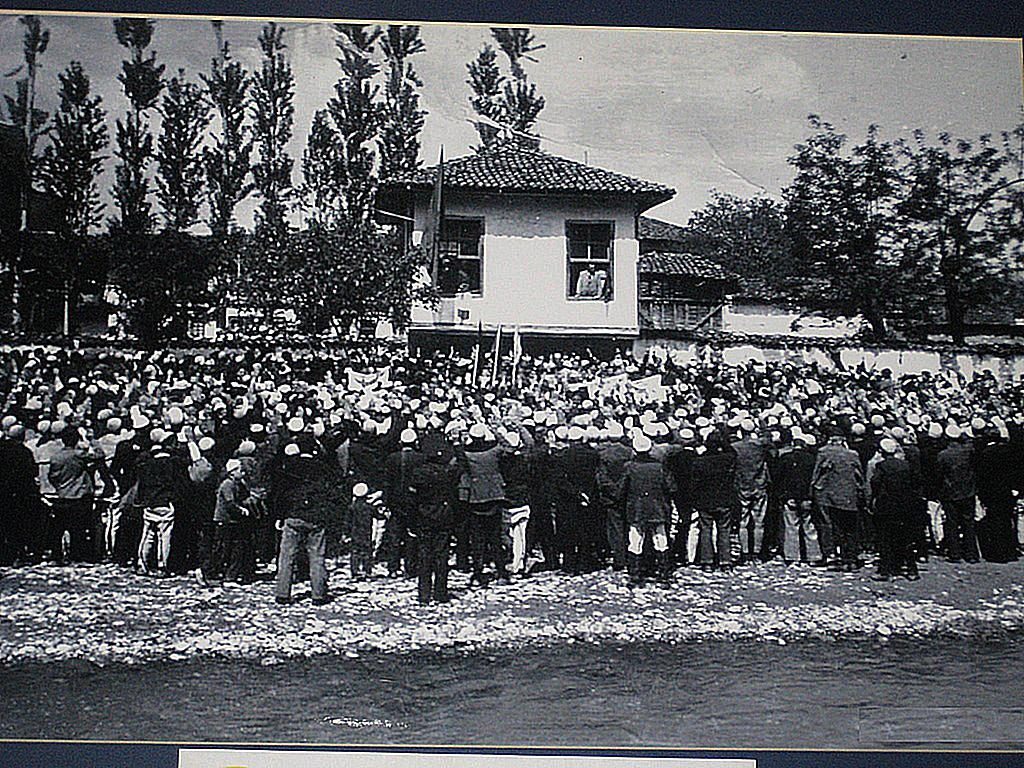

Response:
(638, 215), (689, 243)
(382, 144), (675, 203)
(639, 251), (734, 281)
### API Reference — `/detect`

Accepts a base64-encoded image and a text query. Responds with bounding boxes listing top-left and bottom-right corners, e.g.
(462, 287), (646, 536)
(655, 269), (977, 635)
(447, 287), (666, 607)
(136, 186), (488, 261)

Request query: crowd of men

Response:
(0, 342), (1022, 606)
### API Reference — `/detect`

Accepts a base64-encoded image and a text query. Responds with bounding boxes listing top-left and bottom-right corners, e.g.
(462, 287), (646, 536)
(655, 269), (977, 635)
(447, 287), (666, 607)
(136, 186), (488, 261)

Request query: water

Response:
(2, 637), (1023, 749)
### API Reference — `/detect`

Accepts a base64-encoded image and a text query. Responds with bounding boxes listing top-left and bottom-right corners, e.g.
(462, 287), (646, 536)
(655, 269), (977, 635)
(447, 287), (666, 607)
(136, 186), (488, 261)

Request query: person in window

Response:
(576, 263), (607, 298)
(593, 265), (609, 299)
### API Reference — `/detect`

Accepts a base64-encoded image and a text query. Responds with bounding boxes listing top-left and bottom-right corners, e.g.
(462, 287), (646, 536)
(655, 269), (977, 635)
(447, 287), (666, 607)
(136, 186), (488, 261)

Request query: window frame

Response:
(565, 219), (615, 302)
(437, 215), (485, 298)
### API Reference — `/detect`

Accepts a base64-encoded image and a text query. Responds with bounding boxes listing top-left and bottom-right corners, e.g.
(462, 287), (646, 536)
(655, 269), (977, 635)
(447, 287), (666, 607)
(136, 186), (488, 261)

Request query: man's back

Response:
(937, 441), (975, 501)
(732, 436), (769, 496)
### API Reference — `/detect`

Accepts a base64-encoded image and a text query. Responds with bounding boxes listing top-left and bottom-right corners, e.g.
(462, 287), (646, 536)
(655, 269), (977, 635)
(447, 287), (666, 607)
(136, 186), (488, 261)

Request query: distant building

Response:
(379, 144), (675, 351)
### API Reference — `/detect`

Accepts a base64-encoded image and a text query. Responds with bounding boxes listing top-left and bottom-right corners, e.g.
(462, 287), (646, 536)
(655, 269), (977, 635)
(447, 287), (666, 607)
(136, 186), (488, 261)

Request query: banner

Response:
(346, 367), (390, 391)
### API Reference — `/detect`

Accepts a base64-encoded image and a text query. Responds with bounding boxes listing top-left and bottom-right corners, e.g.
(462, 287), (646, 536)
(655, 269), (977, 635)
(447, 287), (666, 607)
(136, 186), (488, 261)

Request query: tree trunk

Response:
(862, 299), (888, 341)
(943, 242), (967, 345)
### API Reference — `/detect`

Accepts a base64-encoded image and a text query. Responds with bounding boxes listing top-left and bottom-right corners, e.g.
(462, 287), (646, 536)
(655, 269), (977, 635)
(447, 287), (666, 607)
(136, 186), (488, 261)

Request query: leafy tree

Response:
(229, 224), (434, 334)
(467, 28), (545, 150)
(897, 125), (1024, 342)
(155, 69), (209, 231)
(328, 24), (381, 224)
(202, 23), (254, 239)
(300, 109), (341, 229)
(378, 25), (426, 179)
(40, 62), (109, 237)
(111, 18), (165, 234)
(683, 191), (794, 300)
(783, 117), (927, 340)
(251, 21), (295, 239)
(105, 231), (219, 348)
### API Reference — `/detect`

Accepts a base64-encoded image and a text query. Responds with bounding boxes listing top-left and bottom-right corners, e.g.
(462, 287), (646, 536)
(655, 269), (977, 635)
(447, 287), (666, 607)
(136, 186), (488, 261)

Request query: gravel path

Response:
(3, 557), (1024, 666)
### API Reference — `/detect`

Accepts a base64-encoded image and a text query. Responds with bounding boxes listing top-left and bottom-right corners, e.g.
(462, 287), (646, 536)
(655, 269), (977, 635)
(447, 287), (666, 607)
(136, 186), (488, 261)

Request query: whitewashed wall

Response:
(409, 192), (640, 335)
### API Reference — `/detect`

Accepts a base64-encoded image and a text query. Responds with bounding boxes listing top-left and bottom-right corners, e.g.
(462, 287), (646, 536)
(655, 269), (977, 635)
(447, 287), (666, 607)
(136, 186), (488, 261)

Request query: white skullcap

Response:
(879, 438), (898, 455)
(352, 482), (369, 498)
(506, 432), (521, 448)
(568, 425), (585, 442)
(468, 423), (487, 439)
(928, 423), (943, 439)
(606, 421), (624, 439)
(167, 406), (184, 426)
(400, 428), (418, 445)
(632, 434), (653, 453)
(284, 443), (300, 456)
(870, 414), (885, 428)
(198, 436), (215, 452)
(225, 458), (242, 473)
(740, 419), (756, 433)
(554, 425), (569, 440)
(237, 439), (256, 457)
(945, 424), (962, 440)
(287, 416), (305, 433)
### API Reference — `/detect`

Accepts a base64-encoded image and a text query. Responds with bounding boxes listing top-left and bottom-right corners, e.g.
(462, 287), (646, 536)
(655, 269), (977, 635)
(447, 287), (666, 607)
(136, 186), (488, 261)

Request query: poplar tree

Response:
(111, 17), (164, 234)
(202, 22), (253, 239)
(4, 15), (50, 330)
(328, 24), (381, 224)
(40, 62), (108, 236)
(251, 21), (295, 238)
(378, 25), (426, 178)
(467, 28), (545, 150)
(155, 70), (209, 231)
(300, 109), (340, 229)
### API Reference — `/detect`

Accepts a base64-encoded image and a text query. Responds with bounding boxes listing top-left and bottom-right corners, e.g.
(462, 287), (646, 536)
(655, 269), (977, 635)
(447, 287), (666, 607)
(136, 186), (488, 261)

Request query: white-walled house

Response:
(378, 145), (675, 349)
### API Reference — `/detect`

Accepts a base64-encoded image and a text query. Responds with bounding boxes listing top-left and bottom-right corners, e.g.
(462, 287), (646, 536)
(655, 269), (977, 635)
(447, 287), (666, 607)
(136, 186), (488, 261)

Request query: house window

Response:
(438, 217), (483, 296)
(567, 221), (613, 300)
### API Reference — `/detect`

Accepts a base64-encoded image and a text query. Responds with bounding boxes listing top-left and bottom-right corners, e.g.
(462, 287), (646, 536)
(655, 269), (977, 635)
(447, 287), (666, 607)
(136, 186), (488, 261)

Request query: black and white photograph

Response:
(0, 8), (1023, 752)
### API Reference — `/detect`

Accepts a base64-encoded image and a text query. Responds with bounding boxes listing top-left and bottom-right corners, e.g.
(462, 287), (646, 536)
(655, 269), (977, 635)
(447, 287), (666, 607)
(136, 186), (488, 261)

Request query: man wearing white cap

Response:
(869, 438), (920, 581)
(811, 424), (865, 572)
(774, 433), (824, 566)
(556, 422), (601, 575)
(936, 425), (980, 563)
(135, 430), (184, 577)
(620, 433), (674, 586)
(273, 435), (341, 605)
(731, 418), (772, 564)
(458, 422), (512, 586)
(381, 428), (424, 578)
(918, 421), (947, 554)
(596, 420), (632, 570)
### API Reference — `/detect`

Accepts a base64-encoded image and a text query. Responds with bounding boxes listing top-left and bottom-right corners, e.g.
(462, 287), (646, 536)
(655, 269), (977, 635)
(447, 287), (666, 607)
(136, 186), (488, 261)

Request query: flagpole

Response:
(490, 324), (502, 388)
(429, 146), (444, 288)
(470, 320), (482, 387)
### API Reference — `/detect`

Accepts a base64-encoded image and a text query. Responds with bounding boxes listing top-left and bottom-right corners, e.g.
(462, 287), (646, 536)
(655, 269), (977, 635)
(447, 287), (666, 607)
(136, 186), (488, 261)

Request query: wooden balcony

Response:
(639, 298), (724, 332)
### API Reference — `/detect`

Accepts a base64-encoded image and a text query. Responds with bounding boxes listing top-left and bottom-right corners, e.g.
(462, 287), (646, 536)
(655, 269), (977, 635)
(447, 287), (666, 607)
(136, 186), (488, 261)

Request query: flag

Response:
(470, 321), (483, 386)
(511, 325), (523, 390)
(489, 324), (503, 388)
(421, 146), (445, 287)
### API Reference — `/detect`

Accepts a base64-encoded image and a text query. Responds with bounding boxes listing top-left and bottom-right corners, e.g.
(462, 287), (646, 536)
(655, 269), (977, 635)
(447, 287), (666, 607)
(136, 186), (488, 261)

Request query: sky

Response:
(0, 12), (1021, 230)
